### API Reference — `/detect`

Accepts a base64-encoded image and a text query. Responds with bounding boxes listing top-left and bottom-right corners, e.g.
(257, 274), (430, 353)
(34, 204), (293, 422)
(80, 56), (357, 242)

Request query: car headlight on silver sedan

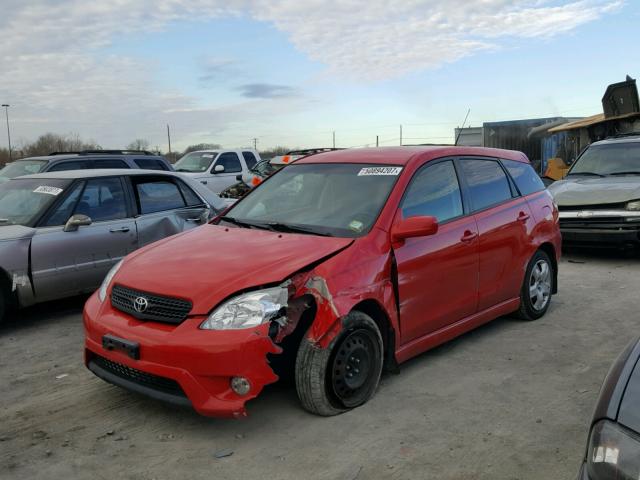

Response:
(98, 259), (123, 302)
(587, 420), (640, 480)
(626, 200), (640, 211)
(200, 284), (289, 330)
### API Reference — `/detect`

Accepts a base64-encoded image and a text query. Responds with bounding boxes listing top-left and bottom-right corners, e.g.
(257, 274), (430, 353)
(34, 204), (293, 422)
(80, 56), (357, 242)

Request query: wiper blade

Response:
(265, 222), (333, 237)
(567, 171), (605, 177)
(218, 216), (272, 231)
(609, 171), (640, 176)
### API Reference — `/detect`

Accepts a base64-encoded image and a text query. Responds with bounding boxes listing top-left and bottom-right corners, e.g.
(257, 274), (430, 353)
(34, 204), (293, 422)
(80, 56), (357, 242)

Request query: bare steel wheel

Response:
(529, 259), (551, 312)
(516, 249), (554, 321)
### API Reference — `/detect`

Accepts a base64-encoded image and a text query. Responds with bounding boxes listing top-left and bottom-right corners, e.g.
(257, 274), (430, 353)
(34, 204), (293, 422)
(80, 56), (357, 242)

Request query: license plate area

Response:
(102, 334), (140, 360)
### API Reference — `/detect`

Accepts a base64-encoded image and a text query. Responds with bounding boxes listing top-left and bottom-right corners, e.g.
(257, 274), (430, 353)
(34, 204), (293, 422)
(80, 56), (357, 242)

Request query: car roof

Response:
(294, 146), (528, 166)
(15, 153), (166, 162)
(15, 169), (177, 180)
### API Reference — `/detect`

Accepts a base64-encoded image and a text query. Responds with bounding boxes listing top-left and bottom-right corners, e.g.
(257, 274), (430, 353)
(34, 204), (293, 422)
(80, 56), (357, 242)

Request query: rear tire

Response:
(295, 311), (383, 416)
(516, 250), (554, 321)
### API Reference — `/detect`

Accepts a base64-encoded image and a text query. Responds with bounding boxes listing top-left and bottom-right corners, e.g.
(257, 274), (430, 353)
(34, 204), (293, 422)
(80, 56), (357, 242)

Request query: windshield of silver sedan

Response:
(222, 163), (402, 237)
(0, 178), (71, 226)
(569, 143), (640, 176)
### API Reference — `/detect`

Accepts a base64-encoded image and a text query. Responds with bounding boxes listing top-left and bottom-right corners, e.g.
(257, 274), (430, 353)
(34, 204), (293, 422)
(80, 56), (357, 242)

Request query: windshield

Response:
(0, 159), (48, 180)
(225, 163), (402, 237)
(174, 152), (218, 172)
(0, 178), (71, 226)
(569, 143), (640, 176)
(251, 160), (278, 177)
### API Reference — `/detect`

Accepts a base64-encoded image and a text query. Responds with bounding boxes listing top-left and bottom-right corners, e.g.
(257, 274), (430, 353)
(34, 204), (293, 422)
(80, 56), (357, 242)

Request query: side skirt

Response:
(395, 297), (520, 364)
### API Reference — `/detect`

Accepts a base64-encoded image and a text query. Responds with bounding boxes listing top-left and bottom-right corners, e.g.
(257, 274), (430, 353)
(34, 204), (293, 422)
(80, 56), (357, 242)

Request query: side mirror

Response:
(391, 215), (438, 242)
(235, 174), (242, 181)
(63, 214), (92, 232)
(214, 164), (225, 173)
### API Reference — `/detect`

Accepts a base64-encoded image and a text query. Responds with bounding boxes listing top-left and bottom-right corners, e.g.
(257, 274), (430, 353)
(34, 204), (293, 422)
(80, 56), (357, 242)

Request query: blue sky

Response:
(1, 0), (637, 151)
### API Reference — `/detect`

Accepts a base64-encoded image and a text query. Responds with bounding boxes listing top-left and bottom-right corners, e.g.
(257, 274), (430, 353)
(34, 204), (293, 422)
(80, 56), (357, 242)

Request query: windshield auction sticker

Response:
(357, 167), (403, 176)
(33, 186), (63, 196)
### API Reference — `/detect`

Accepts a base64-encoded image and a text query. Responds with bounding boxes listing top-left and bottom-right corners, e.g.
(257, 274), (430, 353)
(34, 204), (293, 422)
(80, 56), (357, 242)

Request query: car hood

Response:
(0, 225), (37, 242)
(115, 224), (353, 314)
(548, 176), (640, 206)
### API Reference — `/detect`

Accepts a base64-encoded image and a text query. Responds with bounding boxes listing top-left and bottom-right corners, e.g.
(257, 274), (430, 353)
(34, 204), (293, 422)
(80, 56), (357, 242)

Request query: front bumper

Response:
(83, 292), (280, 418)
(559, 210), (640, 245)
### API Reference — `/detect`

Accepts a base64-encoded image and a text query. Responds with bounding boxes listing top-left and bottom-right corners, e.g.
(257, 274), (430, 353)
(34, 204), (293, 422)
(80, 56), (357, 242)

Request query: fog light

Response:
(231, 376), (251, 396)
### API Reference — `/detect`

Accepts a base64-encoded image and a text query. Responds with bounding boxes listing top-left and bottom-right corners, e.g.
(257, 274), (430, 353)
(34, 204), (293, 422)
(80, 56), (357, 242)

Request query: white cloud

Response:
(0, 0), (622, 148)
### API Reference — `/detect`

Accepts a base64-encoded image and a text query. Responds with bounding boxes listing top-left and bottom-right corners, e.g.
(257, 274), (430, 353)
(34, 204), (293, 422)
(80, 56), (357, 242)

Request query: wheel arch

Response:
(351, 299), (398, 371)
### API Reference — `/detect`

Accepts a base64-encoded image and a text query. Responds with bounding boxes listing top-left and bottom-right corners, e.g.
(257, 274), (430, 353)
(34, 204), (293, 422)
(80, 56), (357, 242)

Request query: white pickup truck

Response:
(173, 149), (261, 194)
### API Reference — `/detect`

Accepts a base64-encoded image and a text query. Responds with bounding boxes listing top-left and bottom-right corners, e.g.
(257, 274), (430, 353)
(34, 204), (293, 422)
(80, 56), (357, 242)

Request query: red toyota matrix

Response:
(84, 147), (561, 418)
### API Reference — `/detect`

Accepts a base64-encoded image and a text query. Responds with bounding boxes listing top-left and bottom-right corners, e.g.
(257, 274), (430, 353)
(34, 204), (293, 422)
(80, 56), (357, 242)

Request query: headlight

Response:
(587, 420), (640, 480)
(98, 260), (123, 302)
(200, 285), (288, 330)
(626, 200), (640, 211)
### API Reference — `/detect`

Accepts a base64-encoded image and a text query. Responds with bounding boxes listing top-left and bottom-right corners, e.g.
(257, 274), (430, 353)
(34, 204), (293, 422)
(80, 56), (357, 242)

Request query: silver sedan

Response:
(0, 169), (230, 324)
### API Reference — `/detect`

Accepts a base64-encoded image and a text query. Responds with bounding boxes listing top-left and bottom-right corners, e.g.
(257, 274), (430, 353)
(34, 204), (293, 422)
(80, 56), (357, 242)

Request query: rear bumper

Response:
(83, 292), (280, 418)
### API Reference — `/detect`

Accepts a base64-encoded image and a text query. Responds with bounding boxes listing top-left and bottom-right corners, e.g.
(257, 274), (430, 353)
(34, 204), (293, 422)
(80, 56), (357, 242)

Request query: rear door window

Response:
(93, 159), (129, 169)
(213, 152), (242, 173)
(502, 159), (545, 195)
(401, 160), (463, 223)
(242, 152), (258, 170)
(48, 160), (91, 171)
(459, 159), (513, 212)
(134, 159), (169, 171)
(135, 179), (186, 214)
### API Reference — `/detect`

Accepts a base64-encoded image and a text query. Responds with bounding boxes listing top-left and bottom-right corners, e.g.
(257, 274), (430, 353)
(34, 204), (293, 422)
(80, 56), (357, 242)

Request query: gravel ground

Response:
(1, 251), (638, 480)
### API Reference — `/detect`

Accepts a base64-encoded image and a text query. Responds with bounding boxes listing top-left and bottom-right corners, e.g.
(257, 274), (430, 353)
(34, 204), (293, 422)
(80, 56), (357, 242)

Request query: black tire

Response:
(516, 249), (554, 321)
(295, 311), (383, 416)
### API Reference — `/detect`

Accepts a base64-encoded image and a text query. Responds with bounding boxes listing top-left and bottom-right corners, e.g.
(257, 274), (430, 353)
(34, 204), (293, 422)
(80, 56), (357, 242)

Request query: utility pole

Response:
(166, 124), (172, 155)
(2, 104), (12, 161)
(399, 125), (402, 146)
(454, 108), (471, 146)
(332, 131), (336, 148)
(253, 138), (257, 150)
(376, 135), (379, 147)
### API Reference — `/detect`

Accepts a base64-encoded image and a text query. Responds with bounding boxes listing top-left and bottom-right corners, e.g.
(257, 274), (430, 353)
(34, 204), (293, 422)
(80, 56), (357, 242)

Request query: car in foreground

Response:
(0, 150), (173, 183)
(578, 337), (640, 479)
(84, 146), (561, 418)
(173, 148), (261, 194)
(548, 135), (640, 248)
(0, 169), (226, 324)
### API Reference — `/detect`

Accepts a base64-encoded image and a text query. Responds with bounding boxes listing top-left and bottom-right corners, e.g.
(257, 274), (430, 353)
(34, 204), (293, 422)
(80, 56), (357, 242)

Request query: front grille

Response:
(558, 202), (627, 211)
(92, 354), (186, 397)
(560, 218), (640, 230)
(111, 284), (192, 324)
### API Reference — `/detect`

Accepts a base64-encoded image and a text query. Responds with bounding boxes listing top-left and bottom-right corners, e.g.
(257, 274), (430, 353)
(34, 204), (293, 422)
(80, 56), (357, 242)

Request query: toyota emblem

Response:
(133, 296), (149, 313)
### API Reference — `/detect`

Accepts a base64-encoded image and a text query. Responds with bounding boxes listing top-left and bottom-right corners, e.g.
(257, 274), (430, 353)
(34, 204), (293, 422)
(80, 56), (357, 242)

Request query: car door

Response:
(30, 176), (138, 301)
(207, 152), (244, 193)
(131, 175), (210, 246)
(457, 157), (535, 311)
(393, 159), (480, 344)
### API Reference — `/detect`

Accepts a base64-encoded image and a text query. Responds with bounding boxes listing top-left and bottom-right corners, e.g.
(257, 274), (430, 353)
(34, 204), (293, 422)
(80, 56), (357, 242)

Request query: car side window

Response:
(213, 153), (242, 173)
(242, 152), (258, 170)
(93, 159), (130, 169)
(176, 180), (204, 206)
(459, 159), (513, 212)
(135, 179), (186, 214)
(48, 160), (91, 171)
(42, 182), (85, 226)
(502, 159), (545, 195)
(401, 160), (463, 223)
(134, 158), (169, 171)
(74, 178), (128, 222)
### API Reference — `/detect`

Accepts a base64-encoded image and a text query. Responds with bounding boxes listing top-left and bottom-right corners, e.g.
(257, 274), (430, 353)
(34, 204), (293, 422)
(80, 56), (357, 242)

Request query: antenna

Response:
(454, 109), (471, 146)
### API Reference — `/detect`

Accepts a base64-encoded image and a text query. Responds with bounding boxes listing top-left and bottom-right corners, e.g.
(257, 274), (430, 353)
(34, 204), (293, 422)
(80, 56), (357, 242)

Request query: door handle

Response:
(186, 217), (201, 222)
(460, 230), (478, 243)
(517, 211), (530, 222)
(109, 227), (130, 233)
(200, 180), (208, 185)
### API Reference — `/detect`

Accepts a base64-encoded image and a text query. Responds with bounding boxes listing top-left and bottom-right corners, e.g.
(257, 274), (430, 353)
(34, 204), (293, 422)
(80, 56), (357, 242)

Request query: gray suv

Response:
(0, 150), (173, 182)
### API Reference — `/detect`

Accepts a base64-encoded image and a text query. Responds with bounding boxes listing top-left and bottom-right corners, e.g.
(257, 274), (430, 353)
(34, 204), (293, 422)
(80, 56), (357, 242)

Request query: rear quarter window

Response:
(134, 158), (169, 171)
(502, 159), (545, 195)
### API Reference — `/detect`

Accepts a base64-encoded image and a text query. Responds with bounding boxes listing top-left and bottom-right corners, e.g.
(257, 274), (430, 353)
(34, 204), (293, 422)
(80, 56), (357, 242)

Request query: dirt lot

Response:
(1, 251), (638, 480)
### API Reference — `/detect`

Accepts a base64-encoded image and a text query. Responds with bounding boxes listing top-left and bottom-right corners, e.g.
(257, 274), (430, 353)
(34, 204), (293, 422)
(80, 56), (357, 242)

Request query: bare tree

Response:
(126, 139), (151, 151)
(182, 143), (221, 154)
(21, 133), (100, 157)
